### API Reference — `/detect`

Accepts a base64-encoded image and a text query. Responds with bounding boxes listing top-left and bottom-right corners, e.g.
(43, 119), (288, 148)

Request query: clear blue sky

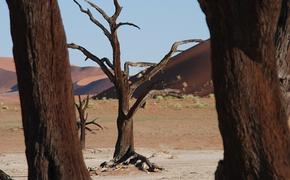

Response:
(0, 0), (209, 67)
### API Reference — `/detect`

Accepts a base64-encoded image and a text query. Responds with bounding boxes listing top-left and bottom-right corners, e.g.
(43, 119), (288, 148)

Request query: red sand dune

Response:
(95, 40), (213, 99)
(0, 57), (16, 72)
(0, 57), (113, 96)
(70, 66), (113, 95)
(0, 69), (17, 93)
(0, 58), (17, 94)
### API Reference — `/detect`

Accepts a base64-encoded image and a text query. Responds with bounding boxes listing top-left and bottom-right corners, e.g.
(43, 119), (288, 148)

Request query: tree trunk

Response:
(113, 92), (135, 162)
(113, 114), (134, 162)
(198, 0), (290, 179)
(6, 1), (91, 179)
(276, 0), (290, 116)
(80, 120), (86, 150)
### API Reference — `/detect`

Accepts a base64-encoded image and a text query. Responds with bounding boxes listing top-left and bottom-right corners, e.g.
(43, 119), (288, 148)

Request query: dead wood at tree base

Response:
(99, 151), (163, 173)
(0, 170), (13, 180)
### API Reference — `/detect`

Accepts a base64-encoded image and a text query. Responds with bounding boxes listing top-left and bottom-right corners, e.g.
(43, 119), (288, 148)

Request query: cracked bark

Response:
(6, 1), (91, 179)
(198, 0), (290, 179)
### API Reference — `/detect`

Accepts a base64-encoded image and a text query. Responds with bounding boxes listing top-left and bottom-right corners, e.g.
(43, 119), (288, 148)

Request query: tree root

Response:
(215, 160), (225, 180)
(0, 170), (13, 180)
(100, 151), (163, 172)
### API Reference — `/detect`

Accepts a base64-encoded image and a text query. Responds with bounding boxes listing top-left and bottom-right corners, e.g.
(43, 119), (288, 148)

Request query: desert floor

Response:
(0, 95), (223, 179)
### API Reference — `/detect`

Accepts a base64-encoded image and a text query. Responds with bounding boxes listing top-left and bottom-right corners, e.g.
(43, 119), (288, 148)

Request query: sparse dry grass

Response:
(0, 96), (221, 153)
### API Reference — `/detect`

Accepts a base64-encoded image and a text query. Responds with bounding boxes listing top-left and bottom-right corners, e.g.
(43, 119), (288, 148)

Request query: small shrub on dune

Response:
(193, 102), (208, 109)
(155, 95), (164, 103)
(208, 93), (215, 98)
(182, 94), (195, 100)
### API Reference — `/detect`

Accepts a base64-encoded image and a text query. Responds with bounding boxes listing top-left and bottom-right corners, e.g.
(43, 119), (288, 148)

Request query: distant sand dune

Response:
(95, 40), (213, 99)
(0, 41), (213, 100)
(0, 57), (16, 72)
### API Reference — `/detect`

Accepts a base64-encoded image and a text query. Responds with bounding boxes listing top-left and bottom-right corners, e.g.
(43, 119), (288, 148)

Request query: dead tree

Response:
(68, 0), (202, 171)
(6, 0), (91, 179)
(198, 0), (290, 179)
(75, 95), (103, 149)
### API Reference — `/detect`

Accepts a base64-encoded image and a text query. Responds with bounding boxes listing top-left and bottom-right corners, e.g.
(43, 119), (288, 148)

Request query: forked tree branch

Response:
(75, 95), (103, 130)
(68, 43), (115, 83)
(86, 118), (104, 130)
(102, 57), (114, 69)
(130, 39), (204, 92)
(84, 0), (111, 22)
(77, 118), (104, 130)
(72, 0), (111, 40)
(75, 95), (89, 121)
(116, 22), (141, 30)
(75, 95), (89, 109)
(124, 61), (157, 77)
(72, 0), (139, 87)
(127, 87), (181, 119)
(112, 0), (122, 21)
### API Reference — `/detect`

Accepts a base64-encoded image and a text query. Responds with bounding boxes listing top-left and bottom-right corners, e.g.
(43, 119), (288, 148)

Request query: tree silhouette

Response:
(75, 95), (103, 149)
(68, 0), (202, 171)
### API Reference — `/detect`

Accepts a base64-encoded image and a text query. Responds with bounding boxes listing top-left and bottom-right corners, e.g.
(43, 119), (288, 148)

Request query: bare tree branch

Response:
(127, 88), (181, 119)
(130, 39), (204, 92)
(75, 95), (103, 132)
(85, 127), (93, 132)
(124, 61), (157, 77)
(84, 0), (111, 22)
(112, 0), (122, 21)
(72, 0), (111, 40)
(68, 43), (115, 83)
(86, 118), (104, 130)
(102, 57), (114, 69)
(116, 22), (141, 30)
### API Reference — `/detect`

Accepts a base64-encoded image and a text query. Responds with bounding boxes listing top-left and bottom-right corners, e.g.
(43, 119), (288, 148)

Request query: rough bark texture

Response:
(198, 0), (290, 179)
(111, 77), (135, 163)
(113, 115), (134, 162)
(276, 0), (290, 116)
(6, 1), (91, 179)
(0, 170), (13, 180)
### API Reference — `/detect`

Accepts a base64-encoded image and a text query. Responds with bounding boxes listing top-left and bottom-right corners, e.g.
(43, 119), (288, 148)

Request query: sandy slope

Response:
(0, 57), (16, 72)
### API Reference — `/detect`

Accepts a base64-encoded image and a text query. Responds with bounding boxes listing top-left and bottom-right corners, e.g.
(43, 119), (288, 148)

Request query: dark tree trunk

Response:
(113, 92), (135, 162)
(276, 0), (290, 116)
(113, 114), (134, 162)
(6, 1), (91, 179)
(198, 0), (290, 179)
(80, 120), (86, 150)
(0, 170), (12, 180)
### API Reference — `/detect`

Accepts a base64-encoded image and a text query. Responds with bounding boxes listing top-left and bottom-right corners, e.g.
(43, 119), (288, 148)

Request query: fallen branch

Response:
(100, 151), (163, 172)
